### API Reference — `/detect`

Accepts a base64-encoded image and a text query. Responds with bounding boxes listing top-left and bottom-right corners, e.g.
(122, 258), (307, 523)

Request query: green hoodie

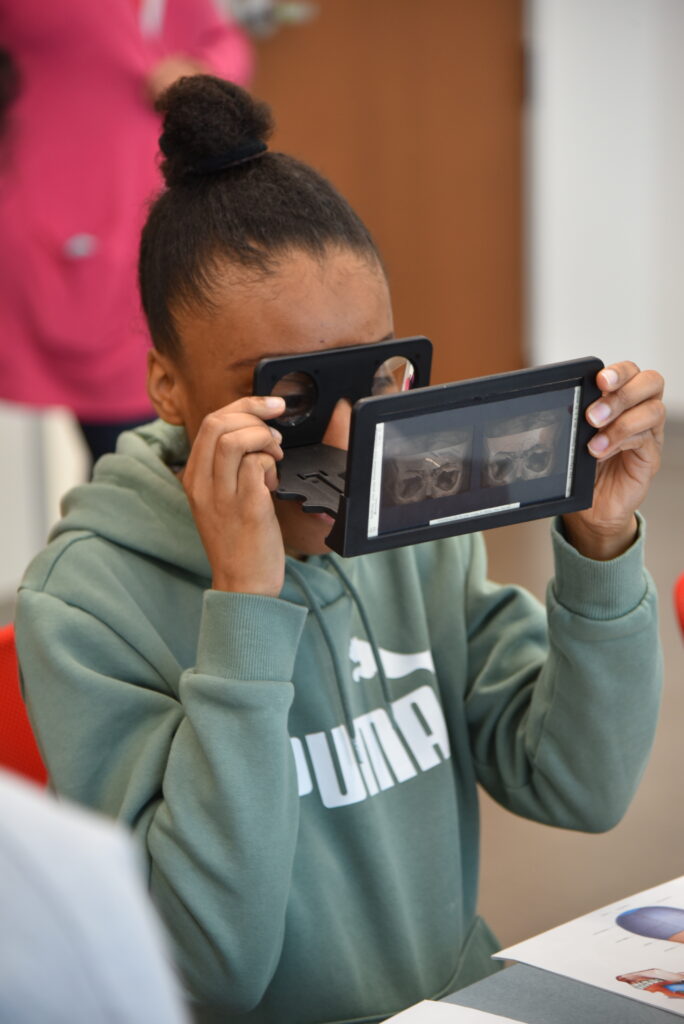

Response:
(16, 420), (661, 1023)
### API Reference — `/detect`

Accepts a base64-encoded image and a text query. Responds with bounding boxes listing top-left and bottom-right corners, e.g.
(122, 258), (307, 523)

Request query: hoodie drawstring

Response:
(322, 556), (394, 711)
(284, 562), (367, 765)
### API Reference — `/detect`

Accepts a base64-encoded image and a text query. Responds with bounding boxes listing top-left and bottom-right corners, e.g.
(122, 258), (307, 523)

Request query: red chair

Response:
(0, 623), (47, 784)
(676, 573), (684, 638)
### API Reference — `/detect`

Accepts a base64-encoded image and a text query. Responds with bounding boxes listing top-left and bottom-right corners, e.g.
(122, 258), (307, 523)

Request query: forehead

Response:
(177, 248), (393, 370)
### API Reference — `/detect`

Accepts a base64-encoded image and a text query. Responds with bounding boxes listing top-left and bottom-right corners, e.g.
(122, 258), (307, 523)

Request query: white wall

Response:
(0, 403), (88, 603)
(527, 0), (684, 417)
(0, 405), (46, 596)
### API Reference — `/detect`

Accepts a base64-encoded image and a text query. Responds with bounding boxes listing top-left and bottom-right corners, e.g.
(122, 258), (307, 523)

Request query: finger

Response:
(184, 426), (282, 503)
(591, 431), (662, 469)
(587, 368), (664, 429)
(213, 425), (283, 497)
(596, 360), (642, 394)
(224, 395), (287, 421)
(588, 397), (665, 458)
(237, 452), (280, 504)
(264, 457), (280, 493)
(193, 398), (285, 459)
(186, 399), (285, 485)
(186, 424), (282, 509)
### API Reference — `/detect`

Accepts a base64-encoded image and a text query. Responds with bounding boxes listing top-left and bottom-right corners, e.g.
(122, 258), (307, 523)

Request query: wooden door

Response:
(252, 0), (523, 385)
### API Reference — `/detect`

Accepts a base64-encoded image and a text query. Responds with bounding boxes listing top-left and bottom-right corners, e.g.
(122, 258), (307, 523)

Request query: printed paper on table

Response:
(495, 875), (684, 1016)
(386, 1000), (522, 1023)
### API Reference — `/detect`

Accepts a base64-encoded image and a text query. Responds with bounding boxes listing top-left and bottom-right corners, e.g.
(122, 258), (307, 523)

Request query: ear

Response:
(147, 349), (186, 425)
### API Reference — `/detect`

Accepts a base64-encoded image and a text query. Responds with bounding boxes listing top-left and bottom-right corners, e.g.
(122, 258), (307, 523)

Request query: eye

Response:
(385, 455), (428, 504)
(283, 392), (310, 416)
(524, 444), (553, 474)
(270, 371), (317, 427)
(433, 463), (463, 494)
(398, 473), (425, 500)
(490, 453), (515, 483)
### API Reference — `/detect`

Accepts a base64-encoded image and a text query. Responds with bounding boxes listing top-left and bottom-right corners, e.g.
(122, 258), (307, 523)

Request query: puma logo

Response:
(291, 684), (451, 808)
(349, 636), (435, 683)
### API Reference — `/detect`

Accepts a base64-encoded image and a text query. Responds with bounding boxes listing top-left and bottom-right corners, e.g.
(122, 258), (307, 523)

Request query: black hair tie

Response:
(191, 139), (268, 176)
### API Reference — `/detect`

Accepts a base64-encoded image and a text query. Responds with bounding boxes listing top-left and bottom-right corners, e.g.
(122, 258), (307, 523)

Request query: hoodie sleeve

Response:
(16, 565), (308, 1014)
(453, 515), (660, 832)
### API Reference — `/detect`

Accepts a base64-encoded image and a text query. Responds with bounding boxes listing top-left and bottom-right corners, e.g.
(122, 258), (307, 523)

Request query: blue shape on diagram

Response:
(617, 906), (684, 940)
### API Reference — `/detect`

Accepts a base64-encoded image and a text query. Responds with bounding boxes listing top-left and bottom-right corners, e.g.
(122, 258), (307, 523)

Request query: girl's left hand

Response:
(562, 361), (665, 560)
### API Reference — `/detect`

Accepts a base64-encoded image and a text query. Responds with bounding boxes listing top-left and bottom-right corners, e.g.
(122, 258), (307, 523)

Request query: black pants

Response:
(78, 415), (154, 466)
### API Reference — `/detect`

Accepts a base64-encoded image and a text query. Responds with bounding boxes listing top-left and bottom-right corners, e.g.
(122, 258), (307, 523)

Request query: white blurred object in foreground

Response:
(0, 770), (189, 1024)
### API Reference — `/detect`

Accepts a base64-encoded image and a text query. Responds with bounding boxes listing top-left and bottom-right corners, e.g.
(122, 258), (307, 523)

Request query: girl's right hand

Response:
(181, 396), (287, 597)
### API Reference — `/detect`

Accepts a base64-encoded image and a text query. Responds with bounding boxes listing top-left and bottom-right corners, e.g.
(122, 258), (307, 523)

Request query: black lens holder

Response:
(253, 336), (433, 447)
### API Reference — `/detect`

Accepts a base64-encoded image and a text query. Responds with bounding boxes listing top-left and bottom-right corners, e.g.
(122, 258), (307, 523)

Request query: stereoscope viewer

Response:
(253, 337), (603, 557)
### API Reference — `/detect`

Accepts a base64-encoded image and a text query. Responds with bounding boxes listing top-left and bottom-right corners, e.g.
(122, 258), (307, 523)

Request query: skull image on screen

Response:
(383, 430), (471, 505)
(482, 410), (561, 487)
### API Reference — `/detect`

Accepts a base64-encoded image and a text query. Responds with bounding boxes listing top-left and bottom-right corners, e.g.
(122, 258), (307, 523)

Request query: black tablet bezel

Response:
(325, 357), (603, 556)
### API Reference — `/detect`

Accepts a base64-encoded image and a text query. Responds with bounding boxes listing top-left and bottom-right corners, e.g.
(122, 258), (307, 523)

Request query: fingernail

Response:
(269, 427), (282, 441)
(589, 433), (609, 454)
(264, 396), (285, 409)
(588, 401), (611, 426)
(602, 368), (618, 388)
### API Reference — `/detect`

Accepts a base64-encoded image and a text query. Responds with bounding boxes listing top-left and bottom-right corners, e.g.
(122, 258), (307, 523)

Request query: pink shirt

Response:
(0, 0), (252, 419)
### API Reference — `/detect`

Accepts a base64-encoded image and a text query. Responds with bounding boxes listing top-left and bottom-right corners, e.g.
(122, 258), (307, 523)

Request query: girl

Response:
(17, 77), (665, 1023)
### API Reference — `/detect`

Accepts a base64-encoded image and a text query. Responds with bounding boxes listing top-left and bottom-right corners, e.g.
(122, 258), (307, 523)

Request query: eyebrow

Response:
(228, 332), (396, 370)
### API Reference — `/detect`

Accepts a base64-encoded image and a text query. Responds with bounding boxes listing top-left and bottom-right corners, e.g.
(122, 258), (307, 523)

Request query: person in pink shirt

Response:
(0, 0), (252, 462)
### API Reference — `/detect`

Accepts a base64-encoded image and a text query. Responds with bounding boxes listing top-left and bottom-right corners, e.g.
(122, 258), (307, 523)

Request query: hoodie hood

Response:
(53, 421), (207, 579)
(52, 419), (350, 609)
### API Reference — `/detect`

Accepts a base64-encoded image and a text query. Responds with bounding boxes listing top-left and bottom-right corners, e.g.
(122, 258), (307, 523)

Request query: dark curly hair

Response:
(139, 75), (381, 359)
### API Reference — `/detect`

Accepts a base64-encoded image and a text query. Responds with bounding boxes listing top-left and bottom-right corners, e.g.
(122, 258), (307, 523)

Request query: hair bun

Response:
(157, 75), (273, 187)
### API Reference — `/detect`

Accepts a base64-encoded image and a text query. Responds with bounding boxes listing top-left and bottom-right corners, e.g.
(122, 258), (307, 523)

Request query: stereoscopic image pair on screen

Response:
(252, 338), (603, 557)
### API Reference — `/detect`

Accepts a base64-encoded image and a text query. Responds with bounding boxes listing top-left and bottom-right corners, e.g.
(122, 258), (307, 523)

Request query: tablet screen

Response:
(368, 384), (580, 539)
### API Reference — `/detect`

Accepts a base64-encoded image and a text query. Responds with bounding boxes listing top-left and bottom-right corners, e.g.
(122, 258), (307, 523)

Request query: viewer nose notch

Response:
(322, 398), (353, 451)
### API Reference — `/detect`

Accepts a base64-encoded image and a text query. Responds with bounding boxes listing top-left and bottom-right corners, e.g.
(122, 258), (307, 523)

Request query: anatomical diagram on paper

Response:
(494, 875), (684, 1015)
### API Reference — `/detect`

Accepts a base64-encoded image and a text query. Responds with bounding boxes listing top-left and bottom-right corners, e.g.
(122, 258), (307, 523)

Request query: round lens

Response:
(270, 372), (317, 426)
(371, 356), (415, 396)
